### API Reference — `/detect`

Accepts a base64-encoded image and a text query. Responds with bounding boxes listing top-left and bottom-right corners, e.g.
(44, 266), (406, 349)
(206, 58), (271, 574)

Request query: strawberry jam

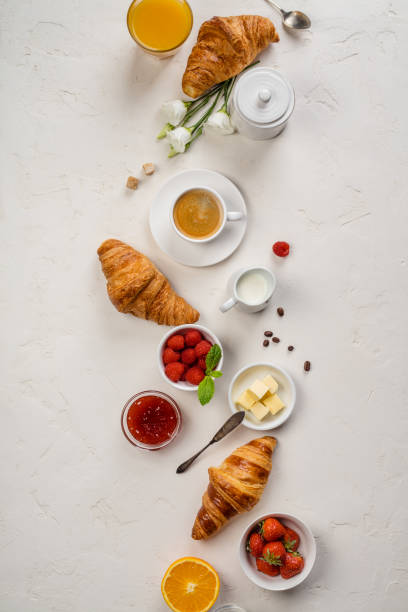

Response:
(122, 391), (180, 448)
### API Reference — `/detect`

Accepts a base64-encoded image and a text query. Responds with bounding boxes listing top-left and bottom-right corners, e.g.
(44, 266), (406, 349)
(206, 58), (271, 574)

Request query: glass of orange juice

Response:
(127, 0), (193, 57)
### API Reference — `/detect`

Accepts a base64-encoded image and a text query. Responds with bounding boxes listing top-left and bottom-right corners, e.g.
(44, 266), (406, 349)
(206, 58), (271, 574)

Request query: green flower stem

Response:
(184, 126), (203, 151)
(182, 81), (227, 124)
(182, 95), (212, 125)
(188, 82), (225, 104)
(242, 59), (260, 73)
(225, 76), (236, 106)
(190, 88), (222, 135)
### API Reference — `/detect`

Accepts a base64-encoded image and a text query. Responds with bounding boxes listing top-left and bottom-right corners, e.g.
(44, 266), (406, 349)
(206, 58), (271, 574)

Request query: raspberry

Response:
(181, 348), (196, 365)
(195, 340), (212, 359)
(167, 334), (185, 351)
(272, 241), (290, 257)
(164, 362), (185, 383)
(162, 348), (180, 365)
(185, 366), (205, 385)
(198, 357), (207, 370)
(185, 330), (203, 347)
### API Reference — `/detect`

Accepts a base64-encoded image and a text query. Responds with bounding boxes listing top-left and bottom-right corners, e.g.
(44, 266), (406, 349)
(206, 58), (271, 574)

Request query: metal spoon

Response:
(176, 411), (245, 474)
(265, 0), (311, 30)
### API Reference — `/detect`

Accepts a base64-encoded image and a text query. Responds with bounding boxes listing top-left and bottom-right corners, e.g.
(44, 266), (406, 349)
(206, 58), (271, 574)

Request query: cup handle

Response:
(220, 296), (237, 313)
(226, 211), (244, 222)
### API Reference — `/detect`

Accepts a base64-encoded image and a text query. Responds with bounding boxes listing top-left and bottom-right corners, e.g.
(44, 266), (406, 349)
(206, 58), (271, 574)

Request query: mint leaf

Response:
(205, 344), (222, 372)
(210, 370), (222, 378)
(198, 376), (215, 406)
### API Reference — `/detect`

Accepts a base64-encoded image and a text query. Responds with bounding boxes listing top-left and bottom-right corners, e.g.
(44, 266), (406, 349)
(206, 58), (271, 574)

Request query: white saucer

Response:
(149, 169), (247, 267)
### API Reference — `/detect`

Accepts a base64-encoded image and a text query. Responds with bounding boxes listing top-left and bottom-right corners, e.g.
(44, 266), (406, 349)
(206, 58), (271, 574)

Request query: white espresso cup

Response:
(220, 266), (276, 313)
(170, 185), (244, 244)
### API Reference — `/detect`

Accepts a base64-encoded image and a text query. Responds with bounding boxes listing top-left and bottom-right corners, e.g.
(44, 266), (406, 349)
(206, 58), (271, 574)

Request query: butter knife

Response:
(176, 411), (245, 474)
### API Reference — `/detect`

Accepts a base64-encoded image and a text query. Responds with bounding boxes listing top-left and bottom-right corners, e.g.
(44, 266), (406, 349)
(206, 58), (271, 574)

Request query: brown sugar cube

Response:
(126, 176), (139, 190)
(142, 163), (155, 176)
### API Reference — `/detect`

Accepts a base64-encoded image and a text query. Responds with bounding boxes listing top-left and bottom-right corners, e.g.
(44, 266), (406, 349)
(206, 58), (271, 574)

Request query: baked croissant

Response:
(192, 436), (277, 540)
(182, 15), (279, 98)
(97, 239), (199, 326)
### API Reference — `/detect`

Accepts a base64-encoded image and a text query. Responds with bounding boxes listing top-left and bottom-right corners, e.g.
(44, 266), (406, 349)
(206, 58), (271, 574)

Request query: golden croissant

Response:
(182, 15), (279, 99)
(97, 239), (199, 326)
(192, 436), (277, 540)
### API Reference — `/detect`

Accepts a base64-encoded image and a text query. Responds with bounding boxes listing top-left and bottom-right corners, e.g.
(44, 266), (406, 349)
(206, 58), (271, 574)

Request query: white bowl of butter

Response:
(228, 363), (296, 430)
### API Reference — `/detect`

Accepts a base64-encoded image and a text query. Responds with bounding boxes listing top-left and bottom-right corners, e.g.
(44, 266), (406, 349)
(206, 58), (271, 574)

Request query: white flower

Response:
(161, 100), (188, 126)
(206, 109), (235, 135)
(166, 126), (191, 155)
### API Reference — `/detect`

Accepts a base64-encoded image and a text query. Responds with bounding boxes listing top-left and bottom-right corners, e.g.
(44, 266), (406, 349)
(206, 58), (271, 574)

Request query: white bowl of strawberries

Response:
(158, 324), (224, 392)
(239, 513), (316, 590)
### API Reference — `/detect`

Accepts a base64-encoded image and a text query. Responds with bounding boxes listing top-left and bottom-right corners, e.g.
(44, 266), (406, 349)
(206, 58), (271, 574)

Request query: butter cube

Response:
(236, 389), (256, 410)
(262, 393), (285, 416)
(248, 379), (269, 400)
(263, 374), (279, 394)
(250, 401), (270, 421)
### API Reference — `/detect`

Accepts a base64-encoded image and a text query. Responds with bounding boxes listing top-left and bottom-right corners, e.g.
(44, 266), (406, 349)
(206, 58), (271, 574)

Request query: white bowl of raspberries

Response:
(158, 324), (224, 391)
(239, 513), (316, 591)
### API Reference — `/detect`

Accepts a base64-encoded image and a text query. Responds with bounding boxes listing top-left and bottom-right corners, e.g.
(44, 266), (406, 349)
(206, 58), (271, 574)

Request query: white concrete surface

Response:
(1, 1), (408, 610)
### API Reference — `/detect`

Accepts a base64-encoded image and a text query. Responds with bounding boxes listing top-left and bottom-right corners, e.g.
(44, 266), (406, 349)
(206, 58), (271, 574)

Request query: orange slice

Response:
(161, 557), (220, 612)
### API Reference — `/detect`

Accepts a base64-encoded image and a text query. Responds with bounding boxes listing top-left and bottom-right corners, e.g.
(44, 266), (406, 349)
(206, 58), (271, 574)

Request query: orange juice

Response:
(127, 0), (193, 55)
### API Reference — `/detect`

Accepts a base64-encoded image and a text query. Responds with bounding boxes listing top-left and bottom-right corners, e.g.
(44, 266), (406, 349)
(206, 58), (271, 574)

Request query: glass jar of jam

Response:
(121, 390), (181, 450)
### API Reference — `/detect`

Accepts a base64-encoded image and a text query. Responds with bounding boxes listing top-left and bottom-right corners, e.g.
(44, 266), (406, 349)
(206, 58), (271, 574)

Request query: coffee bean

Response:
(272, 337), (280, 343)
(288, 345), (294, 351)
(264, 331), (273, 337)
(277, 307), (284, 317)
(304, 361), (311, 372)
(263, 339), (270, 347)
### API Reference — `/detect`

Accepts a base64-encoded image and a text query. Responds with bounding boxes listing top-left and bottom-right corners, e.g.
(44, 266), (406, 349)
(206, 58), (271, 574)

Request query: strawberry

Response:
(247, 532), (264, 558)
(195, 340), (212, 359)
(181, 348), (196, 365)
(185, 366), (205, 385)
(164, 362), (185, 382)
(167, 334), (185, 351)
(162, 348), (180, 364)
(280, 552), (304, 579)
(261, 517), (286, 542)
(256, 558), (280, 577)
(185, 330), (203, 347)
(283, 527), (300, 552)
(262, 541), (286, 566)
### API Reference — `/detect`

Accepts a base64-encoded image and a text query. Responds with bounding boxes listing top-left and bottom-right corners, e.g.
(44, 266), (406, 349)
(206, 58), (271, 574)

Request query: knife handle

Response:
(176, 440), (214, 474)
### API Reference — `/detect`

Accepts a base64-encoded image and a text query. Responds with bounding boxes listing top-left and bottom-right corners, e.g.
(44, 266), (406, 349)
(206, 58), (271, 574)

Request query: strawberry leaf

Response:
(284, 539), (296, 552)
(263, 551), (282, 566)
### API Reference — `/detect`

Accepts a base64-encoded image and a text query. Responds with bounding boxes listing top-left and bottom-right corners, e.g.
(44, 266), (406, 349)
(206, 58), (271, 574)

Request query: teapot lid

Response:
(234, 67), (294, 126)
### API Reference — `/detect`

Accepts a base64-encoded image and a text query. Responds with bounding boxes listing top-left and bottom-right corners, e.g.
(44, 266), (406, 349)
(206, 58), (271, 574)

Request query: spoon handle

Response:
(264, 0), (284, 16)
(176, 441), (214, 473)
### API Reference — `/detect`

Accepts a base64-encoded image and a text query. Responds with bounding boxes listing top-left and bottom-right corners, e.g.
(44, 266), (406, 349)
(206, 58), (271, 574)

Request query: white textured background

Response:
(1, 0), (408, 610)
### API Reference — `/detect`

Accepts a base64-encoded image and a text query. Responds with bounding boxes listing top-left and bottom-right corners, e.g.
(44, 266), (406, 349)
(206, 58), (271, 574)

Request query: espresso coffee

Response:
(173, 188), (224, 240)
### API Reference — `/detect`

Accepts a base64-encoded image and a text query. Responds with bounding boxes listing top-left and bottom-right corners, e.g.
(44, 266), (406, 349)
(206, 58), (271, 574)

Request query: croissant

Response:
(97, 239), (199, 326)
(192, 436), (277, 540)
(182, 15), (279, 99)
